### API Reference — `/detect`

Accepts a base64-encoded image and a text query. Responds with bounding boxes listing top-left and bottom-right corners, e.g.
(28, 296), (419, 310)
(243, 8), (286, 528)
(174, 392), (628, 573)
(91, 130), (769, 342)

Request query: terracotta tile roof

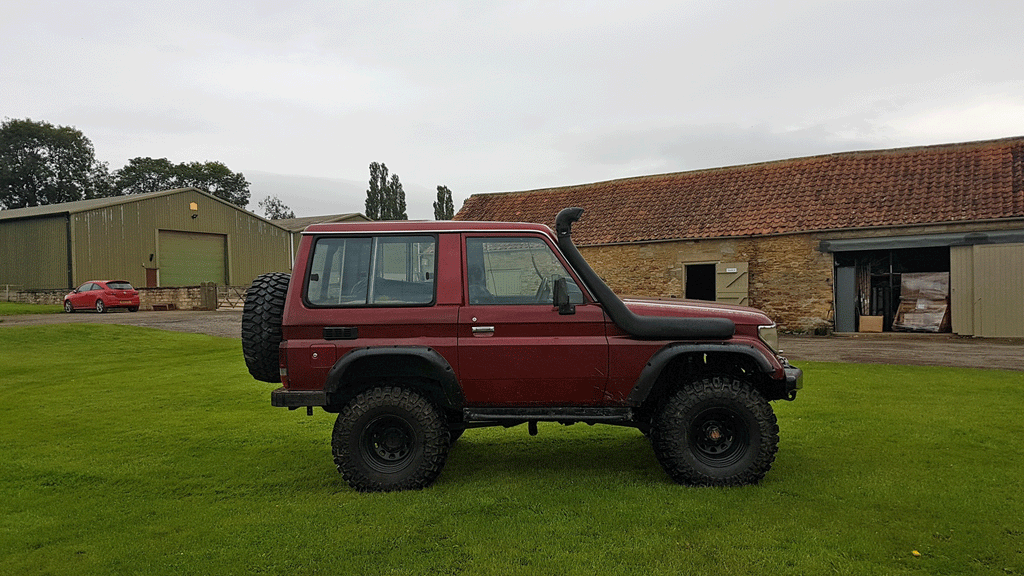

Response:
(455, 137), (1024, 245)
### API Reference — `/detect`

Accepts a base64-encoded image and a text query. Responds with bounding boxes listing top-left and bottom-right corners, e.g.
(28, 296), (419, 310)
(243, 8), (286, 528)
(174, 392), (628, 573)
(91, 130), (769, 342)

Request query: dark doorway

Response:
(685, 264), (716, 301)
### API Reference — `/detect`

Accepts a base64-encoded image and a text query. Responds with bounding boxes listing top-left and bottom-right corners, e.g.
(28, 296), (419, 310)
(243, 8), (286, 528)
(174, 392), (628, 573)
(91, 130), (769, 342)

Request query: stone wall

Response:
(580, 232), (835, 333)
(8, 286), (218, 311)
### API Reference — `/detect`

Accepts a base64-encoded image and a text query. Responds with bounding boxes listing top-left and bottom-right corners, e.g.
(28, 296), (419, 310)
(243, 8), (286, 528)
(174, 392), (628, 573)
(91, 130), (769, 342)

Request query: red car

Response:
(64, 280), (140, 313)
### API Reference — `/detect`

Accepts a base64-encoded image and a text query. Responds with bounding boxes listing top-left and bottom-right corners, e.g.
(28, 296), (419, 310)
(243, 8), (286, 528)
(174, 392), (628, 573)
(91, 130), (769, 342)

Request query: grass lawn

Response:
(1, 324), (1022, 575)
(0, 302), (63, 315)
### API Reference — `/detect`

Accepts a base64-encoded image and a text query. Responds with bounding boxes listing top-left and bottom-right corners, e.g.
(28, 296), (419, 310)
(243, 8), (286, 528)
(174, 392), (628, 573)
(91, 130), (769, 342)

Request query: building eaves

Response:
(274, 213), (368, 232)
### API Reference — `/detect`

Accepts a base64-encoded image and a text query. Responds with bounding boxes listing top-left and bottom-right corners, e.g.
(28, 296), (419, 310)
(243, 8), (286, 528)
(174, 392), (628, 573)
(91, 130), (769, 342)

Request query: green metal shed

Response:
(0, 188), (293, 290)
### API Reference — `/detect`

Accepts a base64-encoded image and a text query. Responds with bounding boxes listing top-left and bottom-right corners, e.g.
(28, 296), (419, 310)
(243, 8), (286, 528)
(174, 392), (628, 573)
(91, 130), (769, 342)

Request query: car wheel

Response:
(128, 306), (139, 312)
(95, 300), (106, 313)
(64, 300), (74, 313)
(241, 272), (290, 383)
(650, 375), (779, 487)
(332, 386), (450, 492)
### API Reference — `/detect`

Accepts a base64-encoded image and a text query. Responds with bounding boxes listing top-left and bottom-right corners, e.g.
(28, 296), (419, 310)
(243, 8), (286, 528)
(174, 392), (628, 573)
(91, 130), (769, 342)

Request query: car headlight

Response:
(758, 324), (779, 353)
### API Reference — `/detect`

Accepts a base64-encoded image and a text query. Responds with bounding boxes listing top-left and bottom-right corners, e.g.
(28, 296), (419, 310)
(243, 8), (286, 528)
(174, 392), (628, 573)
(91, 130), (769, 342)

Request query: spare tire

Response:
(242, 272), (290, 383)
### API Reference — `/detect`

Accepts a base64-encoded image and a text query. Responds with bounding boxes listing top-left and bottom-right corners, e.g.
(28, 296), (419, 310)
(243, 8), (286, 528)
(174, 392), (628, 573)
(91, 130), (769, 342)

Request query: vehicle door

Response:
(70, 282), (96, 308)
(457, 234), (609, 405)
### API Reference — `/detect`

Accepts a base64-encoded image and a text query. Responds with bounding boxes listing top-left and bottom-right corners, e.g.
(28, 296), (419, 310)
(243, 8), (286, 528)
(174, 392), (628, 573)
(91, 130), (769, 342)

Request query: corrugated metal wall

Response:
(951, 243), (1024, 337)
(65, 189), (291, 288)
(0, 215), (70, 289)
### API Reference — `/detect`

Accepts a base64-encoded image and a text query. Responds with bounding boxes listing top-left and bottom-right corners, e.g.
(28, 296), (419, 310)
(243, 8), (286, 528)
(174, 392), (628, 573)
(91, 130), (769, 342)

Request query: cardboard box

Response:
(859, 315), (883, 333)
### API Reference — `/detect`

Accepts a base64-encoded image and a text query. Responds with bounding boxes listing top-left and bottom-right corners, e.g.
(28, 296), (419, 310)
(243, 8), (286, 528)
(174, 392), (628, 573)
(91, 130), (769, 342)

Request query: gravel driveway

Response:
(3, 309), (1022, 371)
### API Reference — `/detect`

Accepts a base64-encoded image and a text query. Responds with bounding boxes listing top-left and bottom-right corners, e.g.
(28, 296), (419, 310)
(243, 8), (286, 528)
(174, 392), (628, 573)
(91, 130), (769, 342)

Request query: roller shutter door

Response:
(159, 230), (227, 286)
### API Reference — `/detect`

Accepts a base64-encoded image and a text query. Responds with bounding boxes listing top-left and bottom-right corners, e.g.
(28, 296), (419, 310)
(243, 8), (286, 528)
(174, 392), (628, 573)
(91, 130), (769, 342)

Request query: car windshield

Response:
(107, 281), (133, 290)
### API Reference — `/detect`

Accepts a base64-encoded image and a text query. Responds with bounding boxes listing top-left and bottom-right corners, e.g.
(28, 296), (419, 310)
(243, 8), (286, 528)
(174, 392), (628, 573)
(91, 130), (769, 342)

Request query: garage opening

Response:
(834, 246), (950, 332)
(158, 230), (228, 286)
(685, 263), (716, 301)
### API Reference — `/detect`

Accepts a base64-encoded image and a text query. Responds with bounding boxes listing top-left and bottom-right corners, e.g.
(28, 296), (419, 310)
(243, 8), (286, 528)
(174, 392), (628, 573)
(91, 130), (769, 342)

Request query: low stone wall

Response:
(10, 286), (217, 311)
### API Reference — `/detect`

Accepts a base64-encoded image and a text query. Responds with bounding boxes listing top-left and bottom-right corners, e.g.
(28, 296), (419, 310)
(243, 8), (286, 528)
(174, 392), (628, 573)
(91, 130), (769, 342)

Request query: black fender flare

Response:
(324, 346), (465, 410)
(626, 343), (776, 405)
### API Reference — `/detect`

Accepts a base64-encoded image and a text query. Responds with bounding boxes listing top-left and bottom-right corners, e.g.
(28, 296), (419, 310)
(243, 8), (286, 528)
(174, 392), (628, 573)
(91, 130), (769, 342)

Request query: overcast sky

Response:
(4, 1), (1024, 219)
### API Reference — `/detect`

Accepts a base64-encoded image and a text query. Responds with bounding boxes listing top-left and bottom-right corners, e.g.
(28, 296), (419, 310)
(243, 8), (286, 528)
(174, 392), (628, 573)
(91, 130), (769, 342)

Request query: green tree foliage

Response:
(258, 195), (295, 220)
(110, 157), (177, 194)
(364, 162), (407, 220)
(112, 157), (251, 207)
(433, 185), (455, 220)
(0, 118), (110, 209)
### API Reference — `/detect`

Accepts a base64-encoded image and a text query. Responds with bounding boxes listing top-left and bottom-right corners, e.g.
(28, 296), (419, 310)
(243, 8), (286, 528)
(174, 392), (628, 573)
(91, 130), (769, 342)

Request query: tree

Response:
(258, 195), (295, 220)
(433, 185), (454, 220)
(111, 157), (251, 208)
(110, 157), (177, 195)
(364, 162), (407, 220)
(0, 118), (109, 209)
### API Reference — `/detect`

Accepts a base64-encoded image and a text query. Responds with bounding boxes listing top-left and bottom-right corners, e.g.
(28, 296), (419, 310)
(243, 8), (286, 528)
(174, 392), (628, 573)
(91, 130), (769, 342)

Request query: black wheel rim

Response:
(360, 414), (415, 473)
(689, 406), (749, 468)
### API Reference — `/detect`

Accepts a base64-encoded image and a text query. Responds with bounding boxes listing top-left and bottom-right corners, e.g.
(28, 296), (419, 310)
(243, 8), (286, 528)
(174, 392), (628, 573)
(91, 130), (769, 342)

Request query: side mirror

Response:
(553, 278), (576, 315)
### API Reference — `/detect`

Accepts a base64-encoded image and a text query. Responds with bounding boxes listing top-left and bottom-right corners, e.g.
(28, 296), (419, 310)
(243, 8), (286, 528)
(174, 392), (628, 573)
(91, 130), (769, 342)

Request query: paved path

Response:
(780, 333), (1023, 371)
(3, 310), (1022, 371)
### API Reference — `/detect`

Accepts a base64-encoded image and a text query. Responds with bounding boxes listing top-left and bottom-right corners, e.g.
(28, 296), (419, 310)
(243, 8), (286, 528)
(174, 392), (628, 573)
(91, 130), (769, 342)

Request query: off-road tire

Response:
(241, 272), (290, 383)
(651, 375), (779, 487)
(332, 386), (450, 492)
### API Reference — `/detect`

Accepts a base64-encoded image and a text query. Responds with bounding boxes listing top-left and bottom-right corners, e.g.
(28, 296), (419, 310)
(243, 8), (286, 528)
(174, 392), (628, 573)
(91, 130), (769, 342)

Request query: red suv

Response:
(242, 208), (802, 492)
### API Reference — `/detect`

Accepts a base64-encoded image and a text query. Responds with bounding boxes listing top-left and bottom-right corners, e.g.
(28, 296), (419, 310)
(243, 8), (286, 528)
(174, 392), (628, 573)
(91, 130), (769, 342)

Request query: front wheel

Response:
(332, 387), (450, 492)
(64, 300), (74, 313)
(651, 375), (779, 487)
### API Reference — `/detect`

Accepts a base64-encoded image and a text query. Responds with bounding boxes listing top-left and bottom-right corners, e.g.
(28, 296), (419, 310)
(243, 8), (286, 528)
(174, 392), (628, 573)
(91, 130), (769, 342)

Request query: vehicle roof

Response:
(302, 220), (555, 235)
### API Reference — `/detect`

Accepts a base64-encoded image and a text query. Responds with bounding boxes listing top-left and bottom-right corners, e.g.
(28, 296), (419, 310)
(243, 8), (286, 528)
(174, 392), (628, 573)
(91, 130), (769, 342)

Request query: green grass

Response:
(0, 302), (62, 315)
(1, 324), (1022, 575)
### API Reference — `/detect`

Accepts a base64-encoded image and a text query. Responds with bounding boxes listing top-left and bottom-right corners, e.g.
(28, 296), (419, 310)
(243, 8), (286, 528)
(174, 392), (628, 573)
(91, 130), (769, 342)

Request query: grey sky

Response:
(4, 1), (1024, 219)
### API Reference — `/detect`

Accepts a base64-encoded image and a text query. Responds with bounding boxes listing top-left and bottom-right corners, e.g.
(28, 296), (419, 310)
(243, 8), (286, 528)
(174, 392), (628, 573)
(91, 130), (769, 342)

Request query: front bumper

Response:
(783, 365), (803, 400)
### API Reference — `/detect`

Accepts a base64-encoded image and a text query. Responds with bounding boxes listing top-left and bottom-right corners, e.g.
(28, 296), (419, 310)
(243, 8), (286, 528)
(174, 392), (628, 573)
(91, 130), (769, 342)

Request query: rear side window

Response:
(305, 236), (436, 306)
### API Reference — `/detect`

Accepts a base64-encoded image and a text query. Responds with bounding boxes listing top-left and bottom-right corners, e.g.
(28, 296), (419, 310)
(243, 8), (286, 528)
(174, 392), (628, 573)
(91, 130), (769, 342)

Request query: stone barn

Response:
(455, 138), (1024, 337)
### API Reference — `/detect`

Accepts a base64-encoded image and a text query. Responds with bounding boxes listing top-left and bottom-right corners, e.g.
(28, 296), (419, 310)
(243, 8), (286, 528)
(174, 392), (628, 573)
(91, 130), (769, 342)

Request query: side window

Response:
(306, 236), (435, 307)
(466, 237), (585, 305)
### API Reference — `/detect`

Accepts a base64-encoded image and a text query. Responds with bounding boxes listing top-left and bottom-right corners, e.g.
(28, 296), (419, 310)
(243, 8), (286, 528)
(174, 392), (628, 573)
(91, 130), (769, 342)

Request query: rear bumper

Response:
(271, 387), (327, 408)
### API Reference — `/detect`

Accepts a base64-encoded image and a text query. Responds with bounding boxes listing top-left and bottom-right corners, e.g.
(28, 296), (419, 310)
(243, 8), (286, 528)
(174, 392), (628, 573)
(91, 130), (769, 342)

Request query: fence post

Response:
(200, 282), (218, 311)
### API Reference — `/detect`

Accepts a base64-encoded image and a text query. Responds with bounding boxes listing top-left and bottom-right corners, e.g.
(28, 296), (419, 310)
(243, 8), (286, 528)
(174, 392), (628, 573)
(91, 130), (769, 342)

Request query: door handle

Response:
(472, 326), (495, 335)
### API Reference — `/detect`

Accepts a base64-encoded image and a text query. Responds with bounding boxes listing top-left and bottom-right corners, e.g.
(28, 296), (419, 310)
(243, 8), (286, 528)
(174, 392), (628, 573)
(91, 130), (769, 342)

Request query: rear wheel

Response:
(651, 375), (778, 487)
(241, 272), (290, 383)
(95, 300), (106, 313)
(64, 300), (74, 313)
(332, 386), (450, 492)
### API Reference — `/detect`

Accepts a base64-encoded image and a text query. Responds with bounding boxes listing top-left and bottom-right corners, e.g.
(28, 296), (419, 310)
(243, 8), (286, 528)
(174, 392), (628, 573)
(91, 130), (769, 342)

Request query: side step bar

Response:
(464, 406), (633, 423)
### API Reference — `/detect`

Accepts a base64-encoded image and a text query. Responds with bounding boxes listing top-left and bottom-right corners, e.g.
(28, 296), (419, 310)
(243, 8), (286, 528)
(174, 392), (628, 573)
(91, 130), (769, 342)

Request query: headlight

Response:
(758, 324), (779, 353)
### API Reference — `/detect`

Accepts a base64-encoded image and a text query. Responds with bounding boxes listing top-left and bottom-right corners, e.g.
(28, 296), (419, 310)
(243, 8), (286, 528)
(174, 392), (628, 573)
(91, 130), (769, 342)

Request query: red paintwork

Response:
(280, 222), (784, 406)
(64, 280), (140, 312)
